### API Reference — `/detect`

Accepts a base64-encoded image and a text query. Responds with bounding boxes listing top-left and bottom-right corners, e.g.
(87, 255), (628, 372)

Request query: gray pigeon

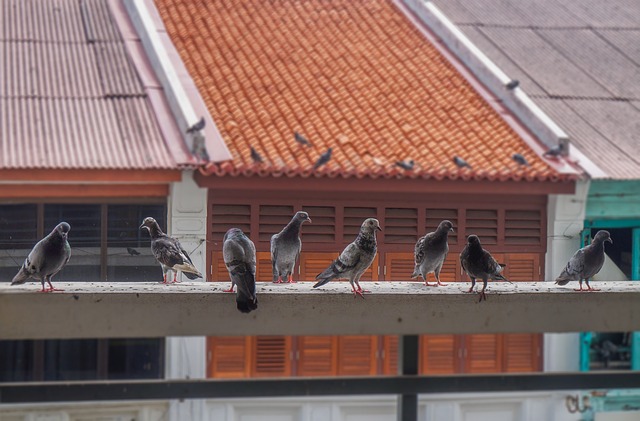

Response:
(395, 159), (415, 171)
(313, 148), (332, 169)
(11, 222), (71, 292)
(453, 156), (472, 169)
(313, 218), (381, 298)
(250, 147), (263, 164)
(512, 153), (530, 166)
(271, 211), (312, 283)
(460, 235), (510, 302)
(223, 228), (258, 313)
(295, 132), (312, 147)
(140, 217), (202, 283)
(411, 220), (454, 287)
(127, 247), (141, 256)
(555, 230), (612, 291)
(543, 144), (564, 158)
(186, 116), (205, 134)
(505, 79), (519, 90)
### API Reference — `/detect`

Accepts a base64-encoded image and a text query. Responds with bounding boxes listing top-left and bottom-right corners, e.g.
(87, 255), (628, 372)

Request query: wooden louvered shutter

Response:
(337, 336), (378, 375)
(207, 337), (251, 378)
(425, 208), (459, 245)
(384, 252), (414, 281)
(210, 204), (251, 245)
(463, 334), (502, 373)
(299, 252), (336, 281)
(384, 208), (419, 244)
(255, 251), (273, 282)
(503, 253), (541, 281)
(210, 251), (229, 283)
(296, 336), (337, 376)
(302, 206), (336, 243)
(259, 205), (294, 243)
(439, 254), (462, 283)
(420, 335), (458, 374)
(343, 207), (378, 243)
(505, 209), (542, 246)
(251, 336), (292, 377)
(502, 334), (542, 372)
(382, 336), (398, 375)
(465, 209), (498, 245)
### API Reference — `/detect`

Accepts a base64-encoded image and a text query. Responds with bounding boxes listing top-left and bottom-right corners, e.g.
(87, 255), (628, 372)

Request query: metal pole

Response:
(397, 335), (419, 421)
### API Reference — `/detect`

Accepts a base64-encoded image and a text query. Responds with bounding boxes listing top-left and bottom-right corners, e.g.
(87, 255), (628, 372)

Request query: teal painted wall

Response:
(586, 180), (640, 220)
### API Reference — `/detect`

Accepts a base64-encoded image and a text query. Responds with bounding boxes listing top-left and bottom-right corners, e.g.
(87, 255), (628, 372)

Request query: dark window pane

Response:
(107, 204), (166, 282)
(43, 340), (98, 381)
(589, 332), (632, 370)
(0, 205), (38, 281)
(44, 204), (101, 281)
(107, 338), (164, 379)
(0, 340), (35, 381)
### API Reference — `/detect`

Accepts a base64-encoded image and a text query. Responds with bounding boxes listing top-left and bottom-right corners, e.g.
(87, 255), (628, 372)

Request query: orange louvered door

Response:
(382, 336), (398, 375)
(337, 336), (379, 375)
(503, 253), (541, 281)
(251, 336), (292, 377)
(296, 336), (337, 376)
(440, 254), (463, 282)
(463, 334), (502, 373)
(255, 251), (273, 282)
(210, 251), (229, 283)
(420, 335), (458, 374)
(384, 252), (414, 281)
(207, 337), (251, 378)
(502, 334), (542, 372)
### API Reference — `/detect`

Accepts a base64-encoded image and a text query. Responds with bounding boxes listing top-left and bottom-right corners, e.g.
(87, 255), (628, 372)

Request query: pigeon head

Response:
(54, 222), (71, 239)
(593, 230), (613, 244)
(438, 220), (454, 233)
(361, 218), (382, 233)
(295, 211), (312, 224)
(224, 227), (246, 242)
(466, 235), (481, 246)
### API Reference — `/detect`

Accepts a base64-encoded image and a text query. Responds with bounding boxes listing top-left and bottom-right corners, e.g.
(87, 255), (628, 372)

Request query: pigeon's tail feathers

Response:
(183, 272), (202, 280)
(493, 273), (512, 284)
(237, 296), (258, 313)
(410, 268), (420, 279)
(555, 277), (571, 286)
(10, 267), (30, 285)
(313, 263), (341, 288)
(174, 263), (202, 279)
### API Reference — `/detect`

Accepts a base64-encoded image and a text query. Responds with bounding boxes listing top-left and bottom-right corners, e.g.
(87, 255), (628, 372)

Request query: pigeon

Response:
(313, 148), (332, 169)
(271, 211), (312, 284)
(460, 235), (510, 302)
(191, 132), (210, 162)
(294, 132), (312, 147)
(555, 230), (612, 292)
(11, 222), (71, 292)
(411, 220), (454, 287)
(250, 147), (263, 164)
(543, 143), (564, 158)
(512, 153), (530, 166)
(127, 247), (141, 256)
(313, 218), (381, 298)
(186, 116), (205, 134)
(395, 159), (415, 171)
(505, 79), (519, 90)
(140, 217), (202, 283)
(453, 156), (472, 169)
(222, 228), (258, 313)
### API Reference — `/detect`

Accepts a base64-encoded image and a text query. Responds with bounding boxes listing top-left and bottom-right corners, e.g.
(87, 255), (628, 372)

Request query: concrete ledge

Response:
(1, 281), (638, 339)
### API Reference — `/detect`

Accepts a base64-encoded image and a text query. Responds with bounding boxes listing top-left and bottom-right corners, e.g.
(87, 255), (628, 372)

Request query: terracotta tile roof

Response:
(155, 0), (575, 182)
(0, 0), (189, 171)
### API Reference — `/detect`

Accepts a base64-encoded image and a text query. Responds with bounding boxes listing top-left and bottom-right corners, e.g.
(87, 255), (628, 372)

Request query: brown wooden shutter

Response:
(337, 336), (378, 375)
(302, 205), (336, 243)
(207, 336), (251, 378)
(210, 204), (251, 246)
(420, 335), (458, 374)
(465, 209), (498, 245)
(505, 209), (542, 246)
(296, 336), (337, 376)
(210, 251), (229, 283)
(384, 207), (418, 244)
(343, 207), (377, 243)
(259, 205), (294, 243)
(463, 334), (502, 373)
(300, 252), (378, 282)
(503, 253), (541, 281)
(425, 208), (459, 245)
(439, 254), (462, 283)
(384, 252), (414, 281)
(255, 251), (273, 282)
(382, 335), (398, 375)
(251, 336), (292, 377)
(502, 334), (542, 372)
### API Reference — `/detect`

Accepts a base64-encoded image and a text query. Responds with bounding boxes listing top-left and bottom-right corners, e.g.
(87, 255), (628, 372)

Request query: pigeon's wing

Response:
(459, 246), (469, 275)
(152, 237), (185, 268)
(334, 242), (362, 274)
(176, 240), (195, 266)
(270, 233), (279, 263)
(414, 235), (427, 265)
(561, 249), (585, 278)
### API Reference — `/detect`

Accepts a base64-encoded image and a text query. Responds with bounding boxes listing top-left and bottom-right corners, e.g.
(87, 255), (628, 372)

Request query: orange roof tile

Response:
(155, 0), (574, 182)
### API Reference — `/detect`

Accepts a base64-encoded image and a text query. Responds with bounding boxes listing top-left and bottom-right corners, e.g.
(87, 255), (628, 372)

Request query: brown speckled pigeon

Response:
(271, 211), (311, 283)
(460, 235), (510, 302)
(223, 228), (258, 313)
(412, 220), (454, 287)
(555, 230), (612, 291)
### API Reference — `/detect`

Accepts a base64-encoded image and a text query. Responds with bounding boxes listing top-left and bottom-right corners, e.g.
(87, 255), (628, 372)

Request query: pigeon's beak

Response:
(307, 217), (312, 223)
(375, 224), (382, 232)
(607, 237), (613, 244)
(450, 228), (455, 233)
(139, 224), (147, 231)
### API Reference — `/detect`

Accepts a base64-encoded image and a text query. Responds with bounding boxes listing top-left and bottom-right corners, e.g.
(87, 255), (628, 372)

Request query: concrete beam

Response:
(1, 281), (638, 339)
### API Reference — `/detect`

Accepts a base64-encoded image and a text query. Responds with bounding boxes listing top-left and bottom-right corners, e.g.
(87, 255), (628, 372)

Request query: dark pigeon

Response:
(313, 218), (381, 298)
(127, 247), (141, 256)
(505, 79), (519, 90)
(186, 116), (205, 134)
(395, 159), (415, 171)
(555, 230), (612, 291)
(140, 217), (202, 283)
(191, 133), (210, 162)
(223, 228), (258, 313)
(11, 222), (71, 292)
(250, 147), (263, 164)
(512, 153), (530, 166)
(412, 220), (454, 287)
(453, 156), (472, 169)
(271, 211), (312, 283)
(294, 132), (312, 147)
(313, 148), (332, 169)
(543, 144), (564, 158)
(460, 235), (510, 302)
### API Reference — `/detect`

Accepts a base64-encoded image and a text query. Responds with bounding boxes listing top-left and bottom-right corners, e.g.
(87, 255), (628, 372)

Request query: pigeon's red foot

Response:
(356, 287), (371, 294)
(273, 276), (284, 284)
(287, 275), (297, 283)
(223, 286), (235, 293)
(41, 287), (64, 293)
(424, 281), (436, 287)
(575, 285), (600, 292)
(465, 287), (475, 293)
(436, 281), (447, 287)
(353, 289), (366, 299)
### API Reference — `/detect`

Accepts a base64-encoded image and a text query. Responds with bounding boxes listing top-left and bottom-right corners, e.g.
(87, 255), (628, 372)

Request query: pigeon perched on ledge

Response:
(460, 235), (510, 302)
(555, 230), (612, 292)
(313, 218), (381, 298)
(223, 228), (258, 313)
(412, 220), (454, 287)
(11, 222), (71, 292)
(140, 217), (202, 283)
(271, 211), (312, 283)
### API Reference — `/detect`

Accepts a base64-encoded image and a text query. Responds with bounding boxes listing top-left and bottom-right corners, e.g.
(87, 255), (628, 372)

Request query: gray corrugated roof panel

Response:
(432, 0), (484, 24)
(597, 29), (640, 67)
(560, 0), (640, 28)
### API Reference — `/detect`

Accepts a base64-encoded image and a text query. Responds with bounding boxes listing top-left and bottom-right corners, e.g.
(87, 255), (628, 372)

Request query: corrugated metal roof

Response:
(432, 0), (640, 179)
(0, 0), (184, 170)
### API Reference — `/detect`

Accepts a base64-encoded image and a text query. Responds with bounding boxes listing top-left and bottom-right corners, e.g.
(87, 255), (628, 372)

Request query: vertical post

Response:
(397, 335), (419, 421)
